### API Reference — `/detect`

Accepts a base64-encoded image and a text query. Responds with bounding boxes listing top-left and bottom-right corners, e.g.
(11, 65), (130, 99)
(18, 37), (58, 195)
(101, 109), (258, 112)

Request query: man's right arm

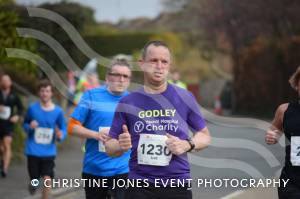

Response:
(68, 118), (106, 141)
(106, 125), (132, 157)
(67, 91), (107, 141)
(265, 103), (288, 145)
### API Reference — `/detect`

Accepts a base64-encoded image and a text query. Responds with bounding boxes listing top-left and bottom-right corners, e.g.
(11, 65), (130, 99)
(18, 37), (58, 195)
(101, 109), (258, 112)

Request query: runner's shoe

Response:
(28, 183), (37, 195)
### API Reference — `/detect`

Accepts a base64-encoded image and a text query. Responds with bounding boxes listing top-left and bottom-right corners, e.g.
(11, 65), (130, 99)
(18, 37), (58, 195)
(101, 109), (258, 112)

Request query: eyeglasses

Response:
(108, 73), (131, 80)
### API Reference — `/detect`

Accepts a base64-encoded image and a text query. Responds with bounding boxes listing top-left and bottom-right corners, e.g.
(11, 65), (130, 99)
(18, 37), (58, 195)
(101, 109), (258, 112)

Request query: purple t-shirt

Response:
(109, 84), (206, 182)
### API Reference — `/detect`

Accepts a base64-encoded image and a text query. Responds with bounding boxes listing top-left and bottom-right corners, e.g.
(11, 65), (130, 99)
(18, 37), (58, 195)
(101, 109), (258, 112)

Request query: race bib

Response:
(98, 127), (110, 152)
(137, 134), (172, 166)
(290, 136), (300, 166)
(0, 106), (11, 120)
(34, 128), (54, 144)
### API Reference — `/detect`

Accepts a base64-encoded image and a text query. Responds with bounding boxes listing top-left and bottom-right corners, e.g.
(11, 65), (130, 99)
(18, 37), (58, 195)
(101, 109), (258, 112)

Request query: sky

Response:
(15, 0), (163, 23)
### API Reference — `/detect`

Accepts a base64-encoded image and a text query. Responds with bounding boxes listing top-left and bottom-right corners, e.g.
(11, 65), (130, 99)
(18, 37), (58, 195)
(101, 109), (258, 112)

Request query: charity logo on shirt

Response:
(133, 109), (179, 134)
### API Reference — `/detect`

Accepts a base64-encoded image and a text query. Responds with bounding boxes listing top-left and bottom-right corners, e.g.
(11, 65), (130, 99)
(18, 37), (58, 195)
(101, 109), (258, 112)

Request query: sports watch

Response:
(186, 138), (195, 152)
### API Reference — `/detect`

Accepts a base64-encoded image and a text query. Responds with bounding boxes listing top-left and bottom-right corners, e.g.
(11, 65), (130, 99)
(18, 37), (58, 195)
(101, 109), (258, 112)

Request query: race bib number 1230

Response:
(137, 134), (172, 166)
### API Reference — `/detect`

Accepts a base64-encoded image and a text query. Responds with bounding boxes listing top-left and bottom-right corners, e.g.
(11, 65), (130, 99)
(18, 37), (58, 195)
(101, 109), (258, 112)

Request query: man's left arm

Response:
(15, 94), (24, 116)
(10, 94), (24, 123)
(191, 127), (211, 151)
(166, 127), (211, 155)
(166, 91), (211, 155)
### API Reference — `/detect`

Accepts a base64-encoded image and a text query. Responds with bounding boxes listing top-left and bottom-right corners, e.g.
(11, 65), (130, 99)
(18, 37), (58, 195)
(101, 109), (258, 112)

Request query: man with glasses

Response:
(68, 60), (132, 199)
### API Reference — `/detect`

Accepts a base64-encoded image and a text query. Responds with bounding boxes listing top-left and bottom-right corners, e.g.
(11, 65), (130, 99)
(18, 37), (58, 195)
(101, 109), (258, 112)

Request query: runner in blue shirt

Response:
(23, 80), (67, 198)
(68, 60), (132, 199)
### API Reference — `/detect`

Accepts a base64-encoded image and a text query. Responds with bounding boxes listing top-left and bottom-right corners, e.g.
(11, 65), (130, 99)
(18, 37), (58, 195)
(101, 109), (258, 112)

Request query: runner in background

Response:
(0, 74), (23, 178)
(23, 80), (67, 199)
(66, 71), (76, 116)
(106, 41), (211, 199)
(168, 70), (187, 89)
(74, 71), (101, 152)
(68, 60), (132, 199)
(73, 59), (101, 106)
(265, 66), (300, 199)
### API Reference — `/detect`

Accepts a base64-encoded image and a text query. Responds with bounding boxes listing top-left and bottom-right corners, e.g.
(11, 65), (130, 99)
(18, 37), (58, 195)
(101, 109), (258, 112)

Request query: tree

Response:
(0, 0), (38, 90)
(163, 0), (300, 113)
(7, 1), (96, 72)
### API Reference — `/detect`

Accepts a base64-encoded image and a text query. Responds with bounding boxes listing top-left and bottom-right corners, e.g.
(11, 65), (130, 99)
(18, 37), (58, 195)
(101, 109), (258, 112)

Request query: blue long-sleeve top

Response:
(23, 102), (67, 157)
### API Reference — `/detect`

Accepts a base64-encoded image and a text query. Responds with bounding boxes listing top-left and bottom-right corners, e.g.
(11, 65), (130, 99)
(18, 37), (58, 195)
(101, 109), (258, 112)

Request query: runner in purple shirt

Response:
(106, 41), (211, 199)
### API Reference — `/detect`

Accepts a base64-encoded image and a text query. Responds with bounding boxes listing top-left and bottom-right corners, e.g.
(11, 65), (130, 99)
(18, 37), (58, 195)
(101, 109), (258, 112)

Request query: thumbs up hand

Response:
(118, 124), (132, 151)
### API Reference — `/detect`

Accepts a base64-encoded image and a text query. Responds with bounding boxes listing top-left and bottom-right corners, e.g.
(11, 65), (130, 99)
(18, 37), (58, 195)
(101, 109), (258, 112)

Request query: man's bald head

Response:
(1, 74), (12, 90)
(141, 40), (171, 60)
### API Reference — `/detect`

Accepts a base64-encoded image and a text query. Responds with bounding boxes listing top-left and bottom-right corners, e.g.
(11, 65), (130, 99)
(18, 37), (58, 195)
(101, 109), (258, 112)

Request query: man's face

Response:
(39, 86), (53, 103)
(106, 65), (131, 94)
(1, 75), (12, 90)
(140, 45), (171, 86)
